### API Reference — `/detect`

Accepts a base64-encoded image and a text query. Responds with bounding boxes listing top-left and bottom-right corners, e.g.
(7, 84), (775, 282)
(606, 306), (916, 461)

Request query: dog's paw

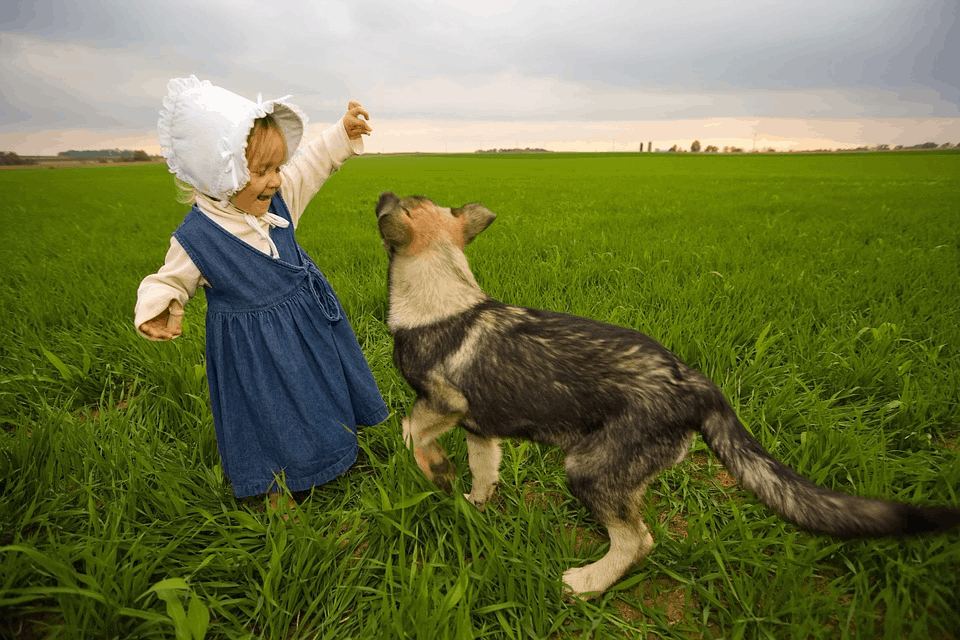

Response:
(429, 458), (457, 494)
(464, 481), (496, 509)
(400, 416), (413, 446)
(561, 565), (611, 601)
(463, 493), (487, 511)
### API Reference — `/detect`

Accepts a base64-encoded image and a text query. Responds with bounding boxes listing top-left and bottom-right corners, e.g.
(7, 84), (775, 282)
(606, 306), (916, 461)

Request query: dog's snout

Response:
(377, 192), (400, 218)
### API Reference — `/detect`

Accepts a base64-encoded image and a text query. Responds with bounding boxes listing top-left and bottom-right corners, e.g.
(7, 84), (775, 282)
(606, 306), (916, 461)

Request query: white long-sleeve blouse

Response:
(134, 118), (362, 339)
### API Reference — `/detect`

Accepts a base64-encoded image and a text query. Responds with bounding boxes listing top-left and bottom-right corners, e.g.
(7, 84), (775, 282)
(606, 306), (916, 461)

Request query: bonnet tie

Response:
(243, 212), (289, 260)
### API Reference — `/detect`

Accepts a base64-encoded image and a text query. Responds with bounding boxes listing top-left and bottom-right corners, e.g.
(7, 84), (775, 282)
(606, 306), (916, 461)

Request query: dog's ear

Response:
(452, 203), (496, 245)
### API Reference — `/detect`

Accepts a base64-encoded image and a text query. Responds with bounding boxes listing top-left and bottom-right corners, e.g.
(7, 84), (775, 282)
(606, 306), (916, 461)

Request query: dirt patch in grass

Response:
(933, 435), (959, 452)
(611, 576), (724, 639)
(523, 480), (567, 509)
(689, 452), (740, 492)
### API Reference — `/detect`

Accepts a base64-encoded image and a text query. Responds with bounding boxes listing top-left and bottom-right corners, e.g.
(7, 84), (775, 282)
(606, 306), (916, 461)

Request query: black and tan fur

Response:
(374, 192), (960, 598)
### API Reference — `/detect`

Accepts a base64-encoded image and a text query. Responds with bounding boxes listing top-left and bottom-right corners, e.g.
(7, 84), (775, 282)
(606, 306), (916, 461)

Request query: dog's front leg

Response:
(402, 399), (461, 493)
(464, 431), (501, 509)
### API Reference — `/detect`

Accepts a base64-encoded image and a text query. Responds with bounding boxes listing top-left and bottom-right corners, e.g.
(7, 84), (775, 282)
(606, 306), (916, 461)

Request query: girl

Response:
(136, 76), (388, 506)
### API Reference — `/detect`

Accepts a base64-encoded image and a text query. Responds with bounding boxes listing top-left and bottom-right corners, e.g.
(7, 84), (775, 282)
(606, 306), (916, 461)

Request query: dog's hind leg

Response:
(464, 431), (501, 508)
(562, 456), (655, 599)
(561, 497), (654, 598)
(402, 398), (462, 493)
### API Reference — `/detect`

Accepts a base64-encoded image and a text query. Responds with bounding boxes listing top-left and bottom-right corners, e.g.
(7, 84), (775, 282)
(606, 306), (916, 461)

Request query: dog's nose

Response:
(377, 192), (399, 218)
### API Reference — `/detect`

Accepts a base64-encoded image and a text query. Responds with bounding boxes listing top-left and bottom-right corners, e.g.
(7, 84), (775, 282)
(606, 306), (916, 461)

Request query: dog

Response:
(374, 192), (960, 598)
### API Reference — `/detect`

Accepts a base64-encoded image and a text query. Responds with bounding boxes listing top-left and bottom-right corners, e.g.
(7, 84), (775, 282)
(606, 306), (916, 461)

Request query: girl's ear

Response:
(452, 203), (496, 245)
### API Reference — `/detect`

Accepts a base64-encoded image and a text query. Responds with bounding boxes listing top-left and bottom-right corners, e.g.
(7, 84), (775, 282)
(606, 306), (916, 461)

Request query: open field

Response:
(2, 151), (959, 639)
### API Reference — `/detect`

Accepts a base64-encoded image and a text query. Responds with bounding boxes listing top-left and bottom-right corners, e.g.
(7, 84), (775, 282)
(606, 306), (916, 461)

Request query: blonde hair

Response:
(173, 115), (287, 205)
(245, 115), (288, 173)
(175, 177), (198, 205)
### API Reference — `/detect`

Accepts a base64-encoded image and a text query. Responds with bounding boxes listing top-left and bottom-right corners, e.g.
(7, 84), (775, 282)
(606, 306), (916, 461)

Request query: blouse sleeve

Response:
(134, 237), (204, 340)
(281, 117), (363, 228)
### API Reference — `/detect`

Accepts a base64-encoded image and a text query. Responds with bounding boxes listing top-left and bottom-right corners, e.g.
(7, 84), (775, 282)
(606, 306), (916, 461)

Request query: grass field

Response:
(1, 151), (959, 639)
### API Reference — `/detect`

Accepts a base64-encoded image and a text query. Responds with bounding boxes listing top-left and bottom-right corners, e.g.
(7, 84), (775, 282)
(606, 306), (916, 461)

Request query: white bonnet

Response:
(157, 75), (307, 200)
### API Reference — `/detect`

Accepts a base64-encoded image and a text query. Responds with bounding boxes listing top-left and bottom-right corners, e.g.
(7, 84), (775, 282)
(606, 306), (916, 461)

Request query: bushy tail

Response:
(699, 405), (960, 537)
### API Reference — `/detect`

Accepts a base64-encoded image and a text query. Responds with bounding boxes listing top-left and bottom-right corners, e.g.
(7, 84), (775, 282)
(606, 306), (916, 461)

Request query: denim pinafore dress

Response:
(173, 193), (388, 497)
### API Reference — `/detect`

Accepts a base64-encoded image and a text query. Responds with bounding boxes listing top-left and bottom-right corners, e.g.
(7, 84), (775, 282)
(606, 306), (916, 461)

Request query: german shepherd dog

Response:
(374, 192), (960, 598)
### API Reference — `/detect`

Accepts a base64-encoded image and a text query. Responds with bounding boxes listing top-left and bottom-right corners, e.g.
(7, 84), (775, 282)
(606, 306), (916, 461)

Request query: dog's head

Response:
(376, 192), (496, 257)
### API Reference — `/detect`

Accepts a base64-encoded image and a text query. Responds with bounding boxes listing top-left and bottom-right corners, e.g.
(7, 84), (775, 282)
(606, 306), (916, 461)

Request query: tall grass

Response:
(1, 151), (959, 639)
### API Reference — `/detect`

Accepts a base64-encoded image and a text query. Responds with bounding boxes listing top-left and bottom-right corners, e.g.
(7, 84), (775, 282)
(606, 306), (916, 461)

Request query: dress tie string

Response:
(307, 264), (342, 322)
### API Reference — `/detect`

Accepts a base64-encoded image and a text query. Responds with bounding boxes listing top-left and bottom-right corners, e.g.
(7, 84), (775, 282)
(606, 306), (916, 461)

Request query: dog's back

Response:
(395, 298), (712, 451)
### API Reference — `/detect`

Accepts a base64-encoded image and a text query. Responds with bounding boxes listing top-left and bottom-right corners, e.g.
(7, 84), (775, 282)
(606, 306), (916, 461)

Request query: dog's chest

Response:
(392, 318), (471, 376)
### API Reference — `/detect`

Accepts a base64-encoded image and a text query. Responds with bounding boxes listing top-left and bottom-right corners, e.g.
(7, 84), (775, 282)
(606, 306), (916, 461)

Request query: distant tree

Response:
(919, 142), (938, 149)
(703, 145), (718, 153)
(690, 140), (701, 153)
(668, 144), (678, 153)
(122, 150), (151, 162)
(0, 152), (37, 166)
(894, 145), (904, 150)
(940, 142), (953, 149)
(874, 144), (889, 151)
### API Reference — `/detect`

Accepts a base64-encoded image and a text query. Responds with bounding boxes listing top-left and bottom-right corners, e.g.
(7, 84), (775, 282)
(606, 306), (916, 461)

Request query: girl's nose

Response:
(268, 171), (282, 188)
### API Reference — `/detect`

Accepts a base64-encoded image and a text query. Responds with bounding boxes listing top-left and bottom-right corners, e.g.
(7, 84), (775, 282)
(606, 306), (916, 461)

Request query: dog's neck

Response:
(387, 246), (486, 331)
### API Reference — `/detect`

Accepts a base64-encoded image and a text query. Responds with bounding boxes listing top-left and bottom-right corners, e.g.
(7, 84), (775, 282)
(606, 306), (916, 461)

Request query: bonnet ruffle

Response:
(157, 75), (308, 201)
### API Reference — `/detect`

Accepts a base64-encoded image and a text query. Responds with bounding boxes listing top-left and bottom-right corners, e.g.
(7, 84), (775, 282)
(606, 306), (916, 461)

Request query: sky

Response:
(2, 0), (959, 155)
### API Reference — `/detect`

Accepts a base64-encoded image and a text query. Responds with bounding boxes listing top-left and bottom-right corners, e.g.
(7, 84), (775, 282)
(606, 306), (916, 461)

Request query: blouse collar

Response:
(195, 192), (290, 259)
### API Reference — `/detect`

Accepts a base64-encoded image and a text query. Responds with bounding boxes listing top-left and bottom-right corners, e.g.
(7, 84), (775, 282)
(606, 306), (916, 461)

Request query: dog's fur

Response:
(374, 192), (960, 598)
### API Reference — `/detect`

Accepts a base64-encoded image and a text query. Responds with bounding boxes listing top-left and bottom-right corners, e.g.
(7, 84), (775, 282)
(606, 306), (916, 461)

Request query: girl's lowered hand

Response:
(344, 101), (372, 140)
(139, 300), (184, 341)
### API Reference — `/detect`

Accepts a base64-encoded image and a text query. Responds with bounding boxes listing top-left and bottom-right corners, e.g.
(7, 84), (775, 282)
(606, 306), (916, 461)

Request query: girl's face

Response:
(230, 127), (286, 217)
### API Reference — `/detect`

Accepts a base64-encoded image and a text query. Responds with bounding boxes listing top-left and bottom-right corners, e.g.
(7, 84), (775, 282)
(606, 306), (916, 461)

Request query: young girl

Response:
(136, 75), (388, 506)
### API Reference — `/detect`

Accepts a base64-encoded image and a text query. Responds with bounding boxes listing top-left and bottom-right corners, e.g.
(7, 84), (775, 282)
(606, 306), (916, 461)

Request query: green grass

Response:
(2, 150), (959, 639)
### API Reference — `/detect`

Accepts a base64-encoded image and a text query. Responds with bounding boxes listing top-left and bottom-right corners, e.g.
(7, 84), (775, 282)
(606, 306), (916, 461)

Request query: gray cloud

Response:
(2, 0), (958, 138)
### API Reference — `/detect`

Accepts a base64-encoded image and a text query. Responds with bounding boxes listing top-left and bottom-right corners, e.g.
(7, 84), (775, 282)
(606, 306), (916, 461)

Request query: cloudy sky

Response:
(2, 0), (958, 154)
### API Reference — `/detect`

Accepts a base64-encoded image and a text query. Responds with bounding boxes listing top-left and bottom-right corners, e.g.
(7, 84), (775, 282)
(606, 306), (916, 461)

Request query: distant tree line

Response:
(895, 142), (951, 150)
(659, 141), (954, 154)
(59, 149), (131, 158)
(57, 149), (152, 161)
(475, 147), (551, 154)
(0, 152), (38, 166)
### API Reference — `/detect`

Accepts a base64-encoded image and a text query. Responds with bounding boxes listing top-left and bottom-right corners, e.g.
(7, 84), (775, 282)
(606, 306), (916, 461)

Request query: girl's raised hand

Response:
(344, 101), (372, 140)
(139, 300), (184, 341)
